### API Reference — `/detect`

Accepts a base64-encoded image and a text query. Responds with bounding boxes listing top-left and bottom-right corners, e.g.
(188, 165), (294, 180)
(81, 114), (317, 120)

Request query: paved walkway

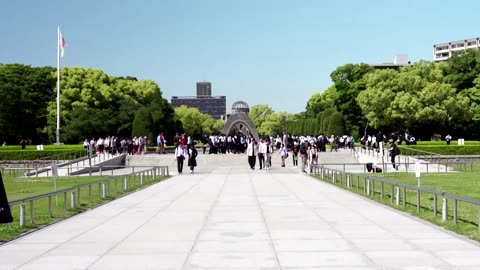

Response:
(2, 150), (480, 269)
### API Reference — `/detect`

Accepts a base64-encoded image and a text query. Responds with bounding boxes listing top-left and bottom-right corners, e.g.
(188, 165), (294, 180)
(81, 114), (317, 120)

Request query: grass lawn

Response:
(314, 170), (480, 241)
(0, 170), (168, 242)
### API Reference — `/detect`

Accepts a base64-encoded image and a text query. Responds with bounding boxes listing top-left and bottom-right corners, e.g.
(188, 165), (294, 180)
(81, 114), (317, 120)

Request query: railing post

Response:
(367, 179), (370, 195)
(19, 204), (26, 227)
(403, 187), (406, 207)
(332, 172), (336, 183)
(416, 190), (420, 212)
(89, 185), (92, 203)
(453, 199), (457, 225)
(77, 188), (81, 206)
(64, 192), (67, 209)
(48, 196), (53, 218)
(390, 184), (394, 203)
(380, 182), (384, 199)
(29, 201), (34, 224)
(123, 177), (128, 191)
(70, 192), (76, 208)
(102, 183), (106, 198)
(140, 173), (144, 185)
(442, 198), (448, 221)
(433, 194), (437, 216)
(346, 175), (351, 188)
(395, 187), (400, 205)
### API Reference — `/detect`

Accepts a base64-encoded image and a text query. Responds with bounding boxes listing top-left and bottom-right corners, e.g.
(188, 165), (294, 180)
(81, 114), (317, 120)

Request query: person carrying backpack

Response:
(299, 141), (308, 173)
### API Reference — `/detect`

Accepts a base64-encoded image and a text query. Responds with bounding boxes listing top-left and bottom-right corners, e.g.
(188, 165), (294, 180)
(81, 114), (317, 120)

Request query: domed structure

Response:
(231, 100), (250, 114)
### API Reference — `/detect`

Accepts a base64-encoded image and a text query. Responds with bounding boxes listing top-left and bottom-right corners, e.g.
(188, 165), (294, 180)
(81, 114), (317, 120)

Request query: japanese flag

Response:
(59, 28), (67, 58)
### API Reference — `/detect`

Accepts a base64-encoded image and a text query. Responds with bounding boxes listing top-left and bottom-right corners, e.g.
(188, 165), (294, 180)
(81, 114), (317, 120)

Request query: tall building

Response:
(433, 37), (480, 62)
(171, 82), (226, 119)
(196, 82), (212, 96)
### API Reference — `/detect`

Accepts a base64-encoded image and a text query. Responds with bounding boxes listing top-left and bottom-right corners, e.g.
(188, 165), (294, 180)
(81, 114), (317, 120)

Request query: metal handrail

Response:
(6, 166), (170, 228)
(311, 164), (480, 231)
(36, 149), (89, 161)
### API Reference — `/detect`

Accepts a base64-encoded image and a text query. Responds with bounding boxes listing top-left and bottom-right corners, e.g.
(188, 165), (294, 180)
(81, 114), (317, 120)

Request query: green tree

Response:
(320, 108), (337, 135)
(357, 61), (471, 137)
(330, 63), (374, 136)
(0, 64), (56, 144)
(305, 85), (337, 118)
(63, 108), (118, 143)
(249, 104), (273, 133)
(326, 112), (345, 136)
(443, 49), (480, 91)
(174, 105), (222, 139)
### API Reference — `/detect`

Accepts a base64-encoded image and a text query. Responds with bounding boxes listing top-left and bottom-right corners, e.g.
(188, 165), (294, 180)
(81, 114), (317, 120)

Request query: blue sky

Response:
(1, 0), (480, 114)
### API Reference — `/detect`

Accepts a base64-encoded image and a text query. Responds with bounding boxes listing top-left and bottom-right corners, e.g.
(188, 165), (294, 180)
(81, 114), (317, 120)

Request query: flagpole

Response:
(56, 26), (61, 144)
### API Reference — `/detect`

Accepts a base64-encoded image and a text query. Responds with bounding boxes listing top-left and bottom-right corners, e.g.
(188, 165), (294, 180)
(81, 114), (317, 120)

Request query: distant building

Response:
(171, 82), (226, 119)
(196, 81), (211, 96)
(372, 54), (411, 71)
(433, 37), (480, 62)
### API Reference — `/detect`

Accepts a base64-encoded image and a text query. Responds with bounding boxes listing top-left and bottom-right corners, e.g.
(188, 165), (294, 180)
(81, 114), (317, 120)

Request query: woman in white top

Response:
(307, 144), (316, 174)
(279, 143), (288, 167)
(174, 143), (187, 174)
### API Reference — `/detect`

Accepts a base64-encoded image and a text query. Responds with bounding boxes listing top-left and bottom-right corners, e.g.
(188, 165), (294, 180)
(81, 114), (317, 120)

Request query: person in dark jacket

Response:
(388, 139), (400, 170)
(188, 145), (198, 174)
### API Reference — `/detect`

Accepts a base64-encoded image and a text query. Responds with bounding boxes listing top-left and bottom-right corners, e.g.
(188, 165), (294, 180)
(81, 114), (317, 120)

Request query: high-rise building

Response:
(171, 82), (226, 119)
(433, 37), (480, 62)
(196, 82), (212, 96)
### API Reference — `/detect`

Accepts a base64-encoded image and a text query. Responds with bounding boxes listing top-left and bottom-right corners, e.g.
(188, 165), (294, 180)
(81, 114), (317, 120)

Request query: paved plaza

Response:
(2, 150), (480, 269)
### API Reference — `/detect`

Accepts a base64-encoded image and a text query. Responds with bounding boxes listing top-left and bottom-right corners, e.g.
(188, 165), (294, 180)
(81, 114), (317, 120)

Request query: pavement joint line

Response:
(83, 174), (211, 269)
(311, 169), (480, 250)
(249, 168), (283, 269)
(274, 173), (379, 268)
(14, 174), (193, 269)
(8, 176), (171, 267)
(180, 167), (230, 270)
(315, 176), (457, 268)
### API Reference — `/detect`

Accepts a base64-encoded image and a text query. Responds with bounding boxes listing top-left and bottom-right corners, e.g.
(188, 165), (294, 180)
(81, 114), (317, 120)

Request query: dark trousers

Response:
(258, 153), (265, 169)
(177, 156), (184, 173)
(391, 155), (397, 168)
(248, 155), (256, 169)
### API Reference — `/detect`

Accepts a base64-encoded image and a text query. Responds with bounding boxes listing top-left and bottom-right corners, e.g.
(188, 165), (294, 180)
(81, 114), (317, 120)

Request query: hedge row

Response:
(0, 150), (88, 160)
(400, 145), (480, 155)
(412, 141), (480, 146)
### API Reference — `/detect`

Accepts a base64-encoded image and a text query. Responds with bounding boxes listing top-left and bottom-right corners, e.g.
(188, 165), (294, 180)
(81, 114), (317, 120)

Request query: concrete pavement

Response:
(2, 150), (480, 269)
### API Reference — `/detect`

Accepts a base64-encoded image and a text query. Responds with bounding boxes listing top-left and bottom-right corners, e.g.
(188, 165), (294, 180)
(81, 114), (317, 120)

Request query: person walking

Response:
(309, 144), (318, 173)
(445, 134), (452, 145)
(299, 140), (308, 173)
(188, 145), (198, 174)
(388, 139), (400, 170)
(265, 140), (273, 170)
(246, 138), (257, 170)
(292, 142), (299, 167)
(175, 143), (187, 174)
(279, 143), (288, 167)
(257, 138), (267, 170)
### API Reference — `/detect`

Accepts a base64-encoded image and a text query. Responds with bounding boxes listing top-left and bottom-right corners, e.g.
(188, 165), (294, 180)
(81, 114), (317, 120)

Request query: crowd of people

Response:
(83, 136), (150, 155)
(81, 129), (417, 174)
